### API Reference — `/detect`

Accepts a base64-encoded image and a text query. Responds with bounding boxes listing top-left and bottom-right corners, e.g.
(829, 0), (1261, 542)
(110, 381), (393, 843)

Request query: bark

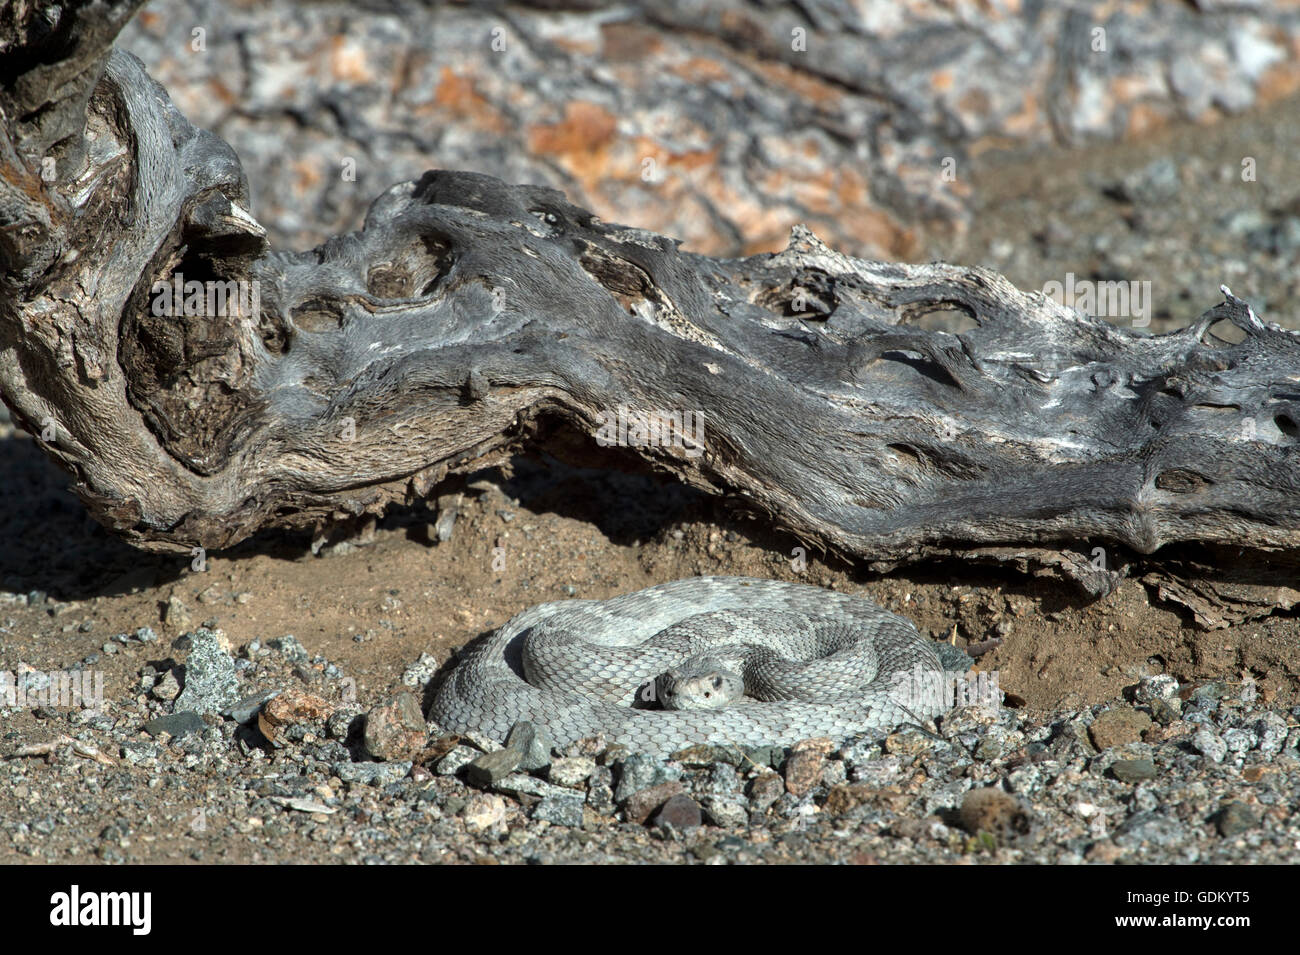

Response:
(4, 3), (1300, 618)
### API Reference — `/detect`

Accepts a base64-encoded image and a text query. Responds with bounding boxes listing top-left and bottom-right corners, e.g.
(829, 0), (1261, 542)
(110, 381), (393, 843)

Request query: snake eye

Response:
(712, 677), (723, 689)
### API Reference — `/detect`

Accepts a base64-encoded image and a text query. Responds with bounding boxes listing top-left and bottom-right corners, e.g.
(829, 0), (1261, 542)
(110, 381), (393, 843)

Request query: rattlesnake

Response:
(430, 576), (967, 757)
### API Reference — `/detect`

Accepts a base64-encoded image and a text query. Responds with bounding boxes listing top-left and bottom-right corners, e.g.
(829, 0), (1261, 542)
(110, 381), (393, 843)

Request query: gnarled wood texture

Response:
(3, 2), (1299, 618)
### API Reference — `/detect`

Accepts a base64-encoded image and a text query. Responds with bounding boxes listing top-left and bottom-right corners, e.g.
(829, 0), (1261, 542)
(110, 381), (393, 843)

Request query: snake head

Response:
(654, 658), (744, 710)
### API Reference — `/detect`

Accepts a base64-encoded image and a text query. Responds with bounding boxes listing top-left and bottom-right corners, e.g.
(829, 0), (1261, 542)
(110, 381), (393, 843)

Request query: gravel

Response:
(2, 640), (1297, 865)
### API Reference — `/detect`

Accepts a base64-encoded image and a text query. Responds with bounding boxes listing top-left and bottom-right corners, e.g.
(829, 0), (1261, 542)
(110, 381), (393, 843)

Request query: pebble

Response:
(1133, 675), (1179, 703)
(492, 774), (571, 800)
(151, 669), (181, 702)
(783, 747), (825, 797)
(331, 761), (411, 786)
(363, 691), (427, 761)
(652, 794), (702, 831)
(221, 689), (279, 725)
(505, 721), (552, 772)
(700, 794), (748, 828)
(1111, 758), (1158, 783)
(533, 793), (585, 827)
(586, 766), (616, 815)
(1192, 727), (1228, 763)
(1216, 801), (1259, 838)
(884, 729), (934, 756)
(1088, 706), (1152, 750)
(465, 747), (522, 787)
(174, 629), (239, 716)
(143, 711), (206, 739)
(401, 653), (439, 688)
(613, 754), (681, 803)
(462, 793), (507, 832)
(546, 756), (596, 789)
(824, 783), (876, 815)
(624, 781), (685, 825)
(1114, 811), (1188, 850)
(268, 635), (309, 662)
(435, 746), (478, 776)
(747, 773), (784, 812)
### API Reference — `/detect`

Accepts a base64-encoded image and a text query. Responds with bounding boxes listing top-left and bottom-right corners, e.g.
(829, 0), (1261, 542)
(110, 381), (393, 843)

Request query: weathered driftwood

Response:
(4, 4), (1300, 618)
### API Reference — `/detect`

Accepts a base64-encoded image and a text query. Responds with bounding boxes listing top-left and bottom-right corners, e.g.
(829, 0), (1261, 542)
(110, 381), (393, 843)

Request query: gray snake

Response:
(430, 576), (962, 757)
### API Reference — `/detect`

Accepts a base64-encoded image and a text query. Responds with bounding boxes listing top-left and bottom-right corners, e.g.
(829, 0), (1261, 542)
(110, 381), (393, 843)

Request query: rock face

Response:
(117, 1), (1300, 260)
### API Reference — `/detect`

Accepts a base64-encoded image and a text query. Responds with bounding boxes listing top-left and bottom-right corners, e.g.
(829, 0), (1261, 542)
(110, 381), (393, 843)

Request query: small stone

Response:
(221, 689), (278, 725)
(700, 794), (748, 828)
(150, 669), (181, 702)
(652, 794), (702, 831)
(1255, 713), (1289, 755)
(624, 781), (685, 825)
(1133, 674), (1179, 703)
(784, 748), (826, 797)
(825, 783), (876, 815)
(820, 759), (847, 788)
(331, 760), (411, 786)
(586, 766), (616, 815)
(791, 737), (835, 755)
(258, 689), (336, 744)
(435, 745), (478, 775)
(174, 629), (239, 716)
(461, 731), (503, 754)
(462, 793), (507, 832)
(614, 754), (680, 803)
(958, 788), (1033, 842)
(1111, 758), (1158, 783)
(547, 756), (596, 789)
(400, 652), (439, 688)
(747, 773), (784, 812)
(268, 635), (309, 662)
(164, 595), (192, 630)
(1088, 706), (1152, 750)
(119, 740), (161, 765)
(1192, 727), (1228, 763)
(742, 745), (785, 771)
(1150, 697), (1182, 725)
(465, 747), (522, 787)
(1114, 811), (1187, 849)
(1222, 727), (1257, 754)
(1216, 802), (1259, 838)
(326, 707), (364, 740)
(505, 720), (552, 772)
(143, 711), (206, 739)
(884, 729), (934, 756)
(363, 691), (427, 761)
(701, 763), (740, 795)
(533, 793), (585, 827)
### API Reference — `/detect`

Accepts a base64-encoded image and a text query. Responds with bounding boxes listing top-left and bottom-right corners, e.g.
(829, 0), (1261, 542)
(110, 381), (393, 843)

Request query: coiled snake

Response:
(431, 576), (963, 757)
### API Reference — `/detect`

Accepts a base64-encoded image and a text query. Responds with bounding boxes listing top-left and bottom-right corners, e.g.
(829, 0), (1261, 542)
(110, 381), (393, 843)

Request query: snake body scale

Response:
(431, 576), (967, 757)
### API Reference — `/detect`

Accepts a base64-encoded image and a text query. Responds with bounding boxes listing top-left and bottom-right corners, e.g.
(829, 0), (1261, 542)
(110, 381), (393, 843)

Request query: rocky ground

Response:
(4, 5), (1300, 866)
(2, 619), (1296, 864)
